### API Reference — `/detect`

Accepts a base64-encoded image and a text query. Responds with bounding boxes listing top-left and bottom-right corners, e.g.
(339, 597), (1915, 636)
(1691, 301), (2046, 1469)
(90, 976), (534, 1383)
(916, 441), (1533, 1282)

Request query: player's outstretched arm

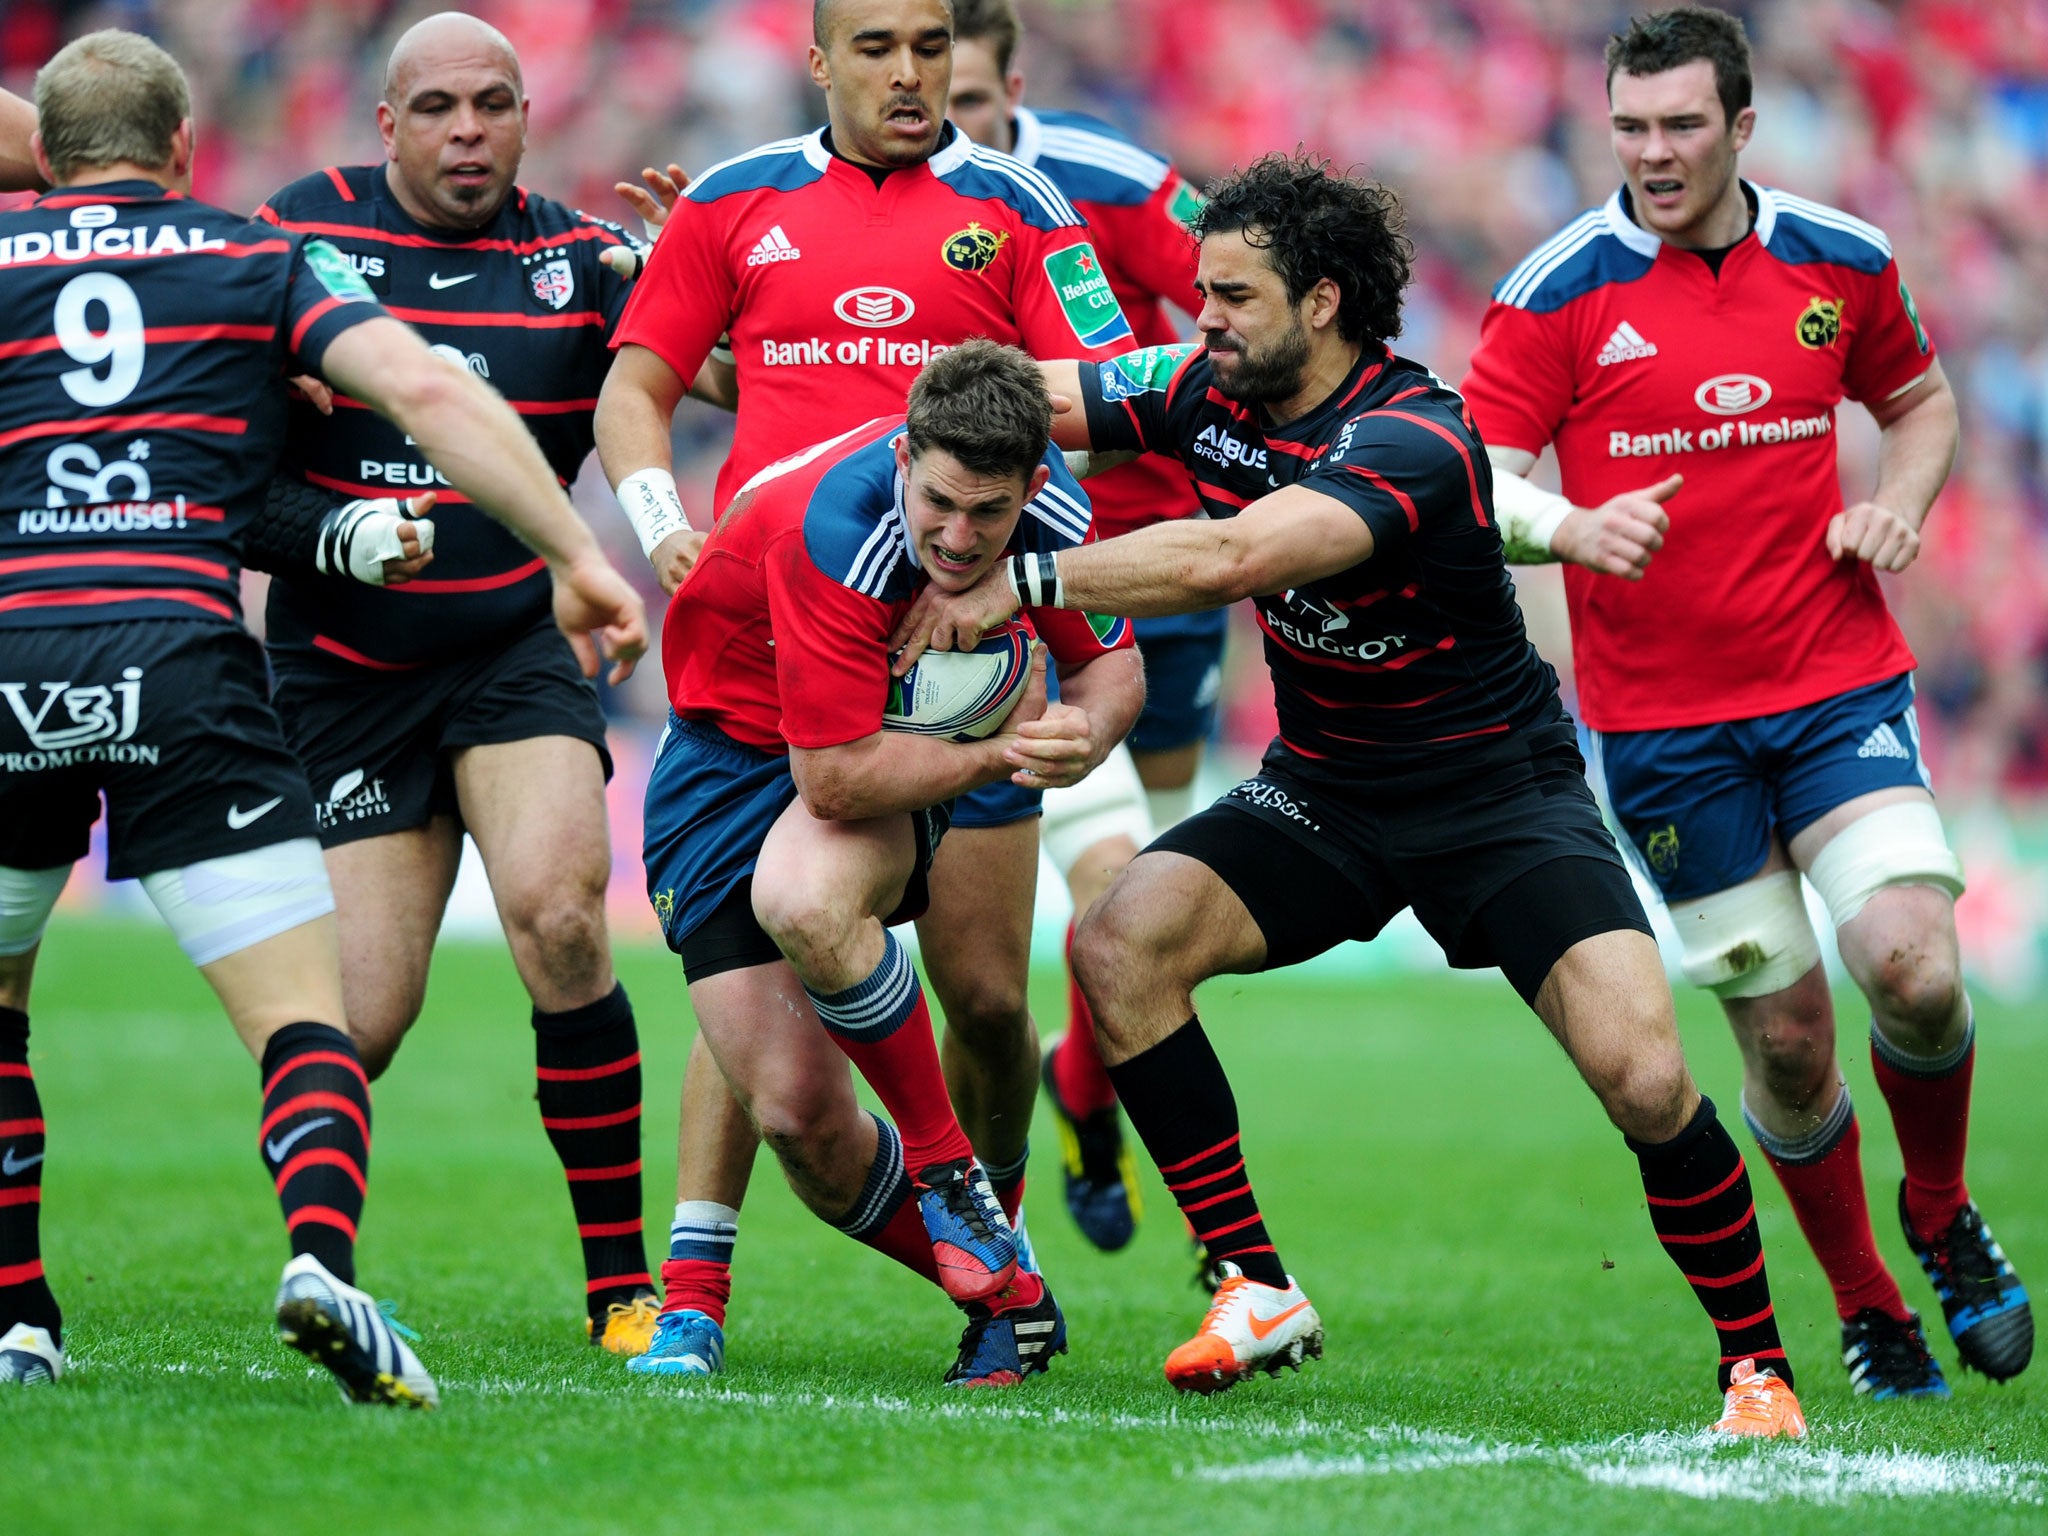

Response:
(595, 342), (706, 593)
(890, 484), (1372, 669)
(789, 648), (1051, 820)
(318, 316), (647, 682)
(0, 88), (44, 192)
(1829, 359), (1958, 572)
(1490, 445), (1676, 580)
(1039, 360), (1097, 452)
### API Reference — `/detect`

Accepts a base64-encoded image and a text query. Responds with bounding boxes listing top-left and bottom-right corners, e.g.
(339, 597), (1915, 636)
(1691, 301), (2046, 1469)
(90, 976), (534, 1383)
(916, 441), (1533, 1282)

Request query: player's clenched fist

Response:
(551, 554), (649, 684)
(648, 527), (707, 594)
(1552, 473), (1678, 581)
(888, 569), (1021, 674)
(1827, 500), (1921, 572)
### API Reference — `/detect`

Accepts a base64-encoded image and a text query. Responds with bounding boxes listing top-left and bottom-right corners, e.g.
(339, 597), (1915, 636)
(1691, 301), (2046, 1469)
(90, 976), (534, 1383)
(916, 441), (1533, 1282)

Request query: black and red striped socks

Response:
(1106, 1016), (1286, 1288)
(534, 984), (653, 1318)
(1632, 1096), (1793, 1390)
(259, 1021), (371, 1285)
(0, 1007), (58, 1342)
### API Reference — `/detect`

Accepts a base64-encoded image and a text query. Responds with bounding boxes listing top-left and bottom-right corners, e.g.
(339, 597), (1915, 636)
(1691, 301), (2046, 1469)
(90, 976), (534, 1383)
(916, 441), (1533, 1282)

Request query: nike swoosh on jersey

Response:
(1246, 1299), (1311, 1340)
(427, 272), (478, 289)
(2, 1146), (45, 1176)
(263, 1115), (337, 1163)
(226, 796), (285, 830)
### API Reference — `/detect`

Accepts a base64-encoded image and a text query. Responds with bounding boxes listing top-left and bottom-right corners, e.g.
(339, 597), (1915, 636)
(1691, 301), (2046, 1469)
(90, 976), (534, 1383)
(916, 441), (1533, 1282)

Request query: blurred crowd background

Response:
(7, 0), (2048, 974)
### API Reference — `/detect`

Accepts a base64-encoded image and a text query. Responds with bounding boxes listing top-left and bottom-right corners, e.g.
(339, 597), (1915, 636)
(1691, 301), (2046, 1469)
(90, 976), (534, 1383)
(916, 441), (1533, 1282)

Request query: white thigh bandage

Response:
(1041, 745), (1154, 874)
(1144, 780), (1199, 832)
(1667, 869), (1822, 998)
(0, 865), (72, 957)
(1804, 801), (1964, 929)
(139, 838), (335, 968)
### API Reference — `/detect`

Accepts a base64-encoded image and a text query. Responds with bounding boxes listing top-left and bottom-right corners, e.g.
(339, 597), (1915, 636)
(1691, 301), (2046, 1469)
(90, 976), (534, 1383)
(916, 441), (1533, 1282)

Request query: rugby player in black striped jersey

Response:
(249, 12), (678, 1356)
(892, 154), (1807, 1433)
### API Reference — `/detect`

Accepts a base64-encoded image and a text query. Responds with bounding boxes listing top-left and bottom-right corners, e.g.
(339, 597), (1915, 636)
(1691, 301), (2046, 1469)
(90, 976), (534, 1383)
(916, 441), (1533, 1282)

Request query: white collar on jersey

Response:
(1009, 104), (1043, 168)
(801, 124), (974, 178)
(1604, 179), (1778, 257)
(892, 462), (920, 572)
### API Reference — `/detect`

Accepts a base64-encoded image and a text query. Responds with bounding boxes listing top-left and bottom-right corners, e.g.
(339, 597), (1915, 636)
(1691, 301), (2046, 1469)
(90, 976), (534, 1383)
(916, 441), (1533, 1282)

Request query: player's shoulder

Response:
(256, 165), (379, 225)
(1015, 105), (1171, 207)
(1013, 447), (1094, 552)
(1093, 341), (1206, 406)
(684, 132), (831, 206)
(927, 128), (1084, 233)
(1492, 190), (1658, 314)
(1328, 358), (1479, 463)
(1754, 185), (1893, 275)
(791, 421), (916, 598)
(509, 186), (629, 243)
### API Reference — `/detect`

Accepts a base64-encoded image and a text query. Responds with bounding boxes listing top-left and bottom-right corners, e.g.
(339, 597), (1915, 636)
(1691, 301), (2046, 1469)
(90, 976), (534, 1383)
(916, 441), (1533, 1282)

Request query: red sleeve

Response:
(1089, 178), (1201, 315)
(1460, 301), (1577, 456)
(1010, 216), (1140, 363)
(1841, 259), (1937, 405)
(610, 196), (736, 384)
(1033, 603), (1133, 671)
(764, 529), (898, 749)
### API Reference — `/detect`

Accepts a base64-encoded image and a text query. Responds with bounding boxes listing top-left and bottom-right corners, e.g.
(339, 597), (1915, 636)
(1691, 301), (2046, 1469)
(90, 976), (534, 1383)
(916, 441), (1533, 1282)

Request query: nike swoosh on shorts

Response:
(227, 796), (285, 830)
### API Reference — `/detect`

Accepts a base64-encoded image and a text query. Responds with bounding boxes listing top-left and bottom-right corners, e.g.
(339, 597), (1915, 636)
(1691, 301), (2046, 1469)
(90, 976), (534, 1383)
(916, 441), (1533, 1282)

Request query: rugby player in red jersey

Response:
(595, 0), (1142, 1374)
(894, 154), (1806, 1434)
(250, 13), (671, 1356)
(1465, 6), (2030, 1397)
(946, 0), (1216, 1256)
(0, 31), (644, 1399)
(628, 343), (1140, 1382)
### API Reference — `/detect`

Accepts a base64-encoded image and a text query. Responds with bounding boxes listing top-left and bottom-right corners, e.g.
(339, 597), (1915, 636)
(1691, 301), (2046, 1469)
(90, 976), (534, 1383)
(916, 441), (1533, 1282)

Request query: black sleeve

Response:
(1301, 411), (1492, 560)
(1076, 343), (1202, 458)
(240, 475), (349, 578)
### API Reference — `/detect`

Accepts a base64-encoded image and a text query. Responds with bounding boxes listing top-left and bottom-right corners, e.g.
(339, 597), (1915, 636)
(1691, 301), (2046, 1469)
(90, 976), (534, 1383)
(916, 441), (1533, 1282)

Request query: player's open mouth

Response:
(927, 544), (978, 572)
(445, 162), (493, 186)
(885, 105), (929, 133)
(1641, 177), (1684, 204)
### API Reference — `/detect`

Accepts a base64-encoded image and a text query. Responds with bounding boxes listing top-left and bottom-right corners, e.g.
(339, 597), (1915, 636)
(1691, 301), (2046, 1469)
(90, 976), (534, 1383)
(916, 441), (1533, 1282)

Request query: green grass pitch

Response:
(3, 915), (2042, 1534)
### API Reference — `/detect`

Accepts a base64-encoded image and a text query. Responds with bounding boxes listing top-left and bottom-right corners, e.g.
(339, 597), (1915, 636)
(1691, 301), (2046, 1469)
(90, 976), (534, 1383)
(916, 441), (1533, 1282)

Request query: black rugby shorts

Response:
(1147, 720), (1652, 1004)
(270, 615), (611, 848)
(0, 618), (318, 879)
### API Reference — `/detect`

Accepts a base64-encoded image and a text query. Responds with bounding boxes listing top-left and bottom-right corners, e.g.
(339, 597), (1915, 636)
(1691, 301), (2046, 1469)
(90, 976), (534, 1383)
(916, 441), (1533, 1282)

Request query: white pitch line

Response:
(1193, 1431), (2048, 1508)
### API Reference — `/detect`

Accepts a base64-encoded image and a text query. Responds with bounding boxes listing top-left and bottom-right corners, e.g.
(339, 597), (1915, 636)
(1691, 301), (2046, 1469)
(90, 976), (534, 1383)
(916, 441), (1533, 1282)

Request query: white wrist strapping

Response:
(1493, 469), (1574, 564)
(316, 498), (432, 587)
(1005, 551), (1064, 609)
(616, 467), (692, 558)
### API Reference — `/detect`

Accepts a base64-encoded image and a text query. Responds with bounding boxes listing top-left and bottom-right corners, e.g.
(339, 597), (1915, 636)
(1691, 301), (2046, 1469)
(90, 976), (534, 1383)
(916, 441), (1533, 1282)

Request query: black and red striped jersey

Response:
(0, 180), (385, 629)
(255, 165), (639, 669)
(1079, 342), (1561, 771)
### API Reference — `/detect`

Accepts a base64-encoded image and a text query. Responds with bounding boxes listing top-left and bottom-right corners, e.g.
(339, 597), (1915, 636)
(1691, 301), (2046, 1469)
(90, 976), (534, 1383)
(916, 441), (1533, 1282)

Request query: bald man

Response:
(250, 13), (665, 1356)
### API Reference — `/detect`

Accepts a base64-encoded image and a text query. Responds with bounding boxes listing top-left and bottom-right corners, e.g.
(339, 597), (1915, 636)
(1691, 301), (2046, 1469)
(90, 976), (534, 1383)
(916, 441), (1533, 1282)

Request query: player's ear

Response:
(168, 120), (195, 190)
(1729, 105), (1756, 154)
(807, 44), (832, 91)
(1308, 276), (1342, 333)
(1023, 463), (1051, 502)
(376, 100), (399, 159)
(1005, 70), (1025, 113)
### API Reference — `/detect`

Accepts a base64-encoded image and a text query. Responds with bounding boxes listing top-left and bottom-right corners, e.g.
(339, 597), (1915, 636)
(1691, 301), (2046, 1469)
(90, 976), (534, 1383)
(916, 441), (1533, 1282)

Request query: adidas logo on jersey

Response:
(1857, 722), (1912, 761)
(746, 226), (801, 266)
(1596, 321), (1658, 366)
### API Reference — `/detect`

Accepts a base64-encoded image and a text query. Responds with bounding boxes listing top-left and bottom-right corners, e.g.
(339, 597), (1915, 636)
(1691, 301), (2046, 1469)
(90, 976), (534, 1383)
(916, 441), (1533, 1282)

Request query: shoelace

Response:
(1935, 1211), (2007, 1303)
(935, 1172), (1000, 1244)
(1199, 1276), (1254, 1335)
(1719, 1373), (1785, 1425)
(376, 1298), (420, 1342)
(1849, 1315), (1937, 1385)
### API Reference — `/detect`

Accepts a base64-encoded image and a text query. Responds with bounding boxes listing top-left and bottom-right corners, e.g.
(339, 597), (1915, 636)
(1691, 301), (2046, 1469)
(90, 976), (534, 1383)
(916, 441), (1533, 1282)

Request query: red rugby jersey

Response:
(668, 417), (1128, 752)
(1462, 183), (1934, 733)
(613, 125), (1137, 516)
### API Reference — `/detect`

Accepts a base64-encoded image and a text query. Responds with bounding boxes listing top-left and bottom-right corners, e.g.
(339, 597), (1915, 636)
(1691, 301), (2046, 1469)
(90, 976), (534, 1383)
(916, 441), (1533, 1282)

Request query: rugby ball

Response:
(884, 618), (1033, 741)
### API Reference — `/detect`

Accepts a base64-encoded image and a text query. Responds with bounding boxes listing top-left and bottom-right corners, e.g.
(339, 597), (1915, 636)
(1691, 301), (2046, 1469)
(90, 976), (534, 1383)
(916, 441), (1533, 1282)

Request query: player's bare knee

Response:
(930, 972), (1029, 1047)
(1601, 1040), (1694, 1142)
(750, 885), (847, 980)
(1863, 939), (1962, 1048)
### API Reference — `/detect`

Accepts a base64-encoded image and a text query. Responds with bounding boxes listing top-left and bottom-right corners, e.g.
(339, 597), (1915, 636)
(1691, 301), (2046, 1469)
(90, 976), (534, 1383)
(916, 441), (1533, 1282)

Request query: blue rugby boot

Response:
(1901, 1183), (2033, 1381)
(916, 1159), (1016, 1304)
(944, 1273), (1067, 1388)
(1041, 1042), (1139, 1253)
(626, 1308), (725, 1377)
(1841, 1308), (1949, 1399)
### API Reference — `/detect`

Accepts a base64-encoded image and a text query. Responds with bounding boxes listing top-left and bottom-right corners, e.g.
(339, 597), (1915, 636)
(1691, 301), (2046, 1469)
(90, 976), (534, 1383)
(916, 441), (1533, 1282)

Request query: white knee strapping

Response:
(139, 837), (335, 968)
(1041, 744), (1153, 874)
(0, 865), (72, 957)
(1804, 801), (1964, 928)
(1666, 869), (1822, 998)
